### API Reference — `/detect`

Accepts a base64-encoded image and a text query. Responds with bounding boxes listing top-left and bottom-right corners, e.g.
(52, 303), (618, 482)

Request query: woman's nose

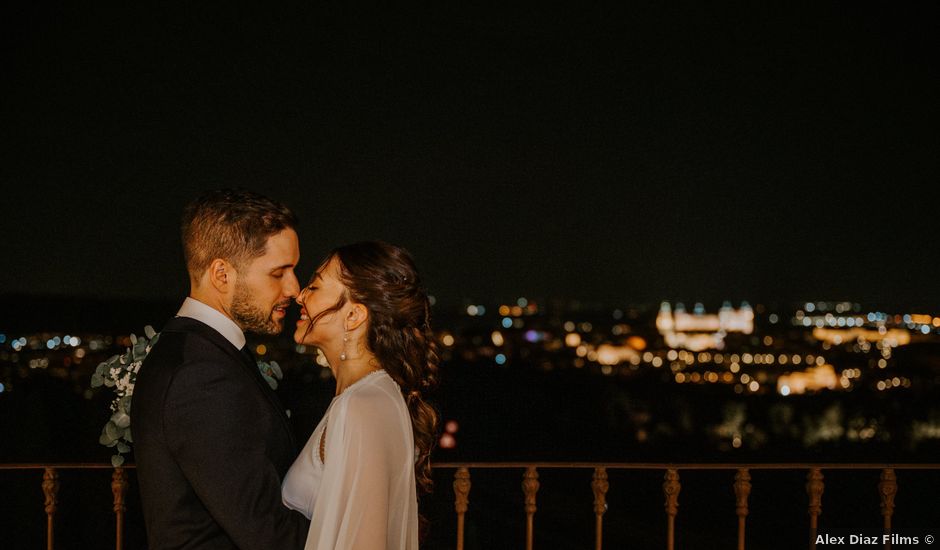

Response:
(295, 288), (306, 305)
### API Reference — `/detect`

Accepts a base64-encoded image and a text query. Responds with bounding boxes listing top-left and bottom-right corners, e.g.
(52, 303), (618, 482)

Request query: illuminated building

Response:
(656, 301), (754, 350)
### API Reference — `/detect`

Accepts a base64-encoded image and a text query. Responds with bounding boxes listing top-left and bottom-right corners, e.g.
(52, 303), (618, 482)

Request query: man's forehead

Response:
(257, 229), (299, 265)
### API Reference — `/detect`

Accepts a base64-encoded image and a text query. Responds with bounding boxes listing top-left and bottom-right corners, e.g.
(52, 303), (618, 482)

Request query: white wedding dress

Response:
(282, 369), (419, 549)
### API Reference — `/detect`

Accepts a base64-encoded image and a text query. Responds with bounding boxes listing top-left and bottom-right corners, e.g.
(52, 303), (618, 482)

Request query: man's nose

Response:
(284, 271), (300, 298)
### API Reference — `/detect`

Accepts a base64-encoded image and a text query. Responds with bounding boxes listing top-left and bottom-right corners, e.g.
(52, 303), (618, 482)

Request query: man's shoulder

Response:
(156, 318), (238, 357)
(140, 319), (240, 381)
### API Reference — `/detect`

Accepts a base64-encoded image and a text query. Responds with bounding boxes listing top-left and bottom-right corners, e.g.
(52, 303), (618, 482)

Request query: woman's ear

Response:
(345, 303), (369, 331)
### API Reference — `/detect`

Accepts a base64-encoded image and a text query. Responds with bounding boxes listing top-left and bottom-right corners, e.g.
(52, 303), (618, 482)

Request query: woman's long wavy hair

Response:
(312, 241), (440, 496)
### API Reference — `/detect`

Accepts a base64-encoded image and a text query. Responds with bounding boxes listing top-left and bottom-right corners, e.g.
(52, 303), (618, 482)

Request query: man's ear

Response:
(345, 303), (369, 331)
(207, 259), (236, 294)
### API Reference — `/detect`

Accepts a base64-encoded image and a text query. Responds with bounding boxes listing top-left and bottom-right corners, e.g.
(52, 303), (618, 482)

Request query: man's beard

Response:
(231, 281), (283, 335)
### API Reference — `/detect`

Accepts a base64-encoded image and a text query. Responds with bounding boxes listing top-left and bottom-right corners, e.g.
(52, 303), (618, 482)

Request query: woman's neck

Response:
(332, 353), (381, 395)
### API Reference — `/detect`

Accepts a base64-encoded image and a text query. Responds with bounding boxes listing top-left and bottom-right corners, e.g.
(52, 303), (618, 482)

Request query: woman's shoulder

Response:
(342, 369), (400, 398)
(337, 371), (405, 422)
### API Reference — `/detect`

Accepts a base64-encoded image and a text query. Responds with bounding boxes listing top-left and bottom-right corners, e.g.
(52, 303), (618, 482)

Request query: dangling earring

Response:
(340, 327), (349, 361)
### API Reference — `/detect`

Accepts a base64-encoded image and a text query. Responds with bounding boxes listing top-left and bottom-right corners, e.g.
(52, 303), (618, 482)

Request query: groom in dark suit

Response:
(134, 189), (309, 549)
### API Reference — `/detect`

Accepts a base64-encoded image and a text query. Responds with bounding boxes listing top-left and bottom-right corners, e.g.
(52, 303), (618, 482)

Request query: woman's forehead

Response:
(314, 256), (343, 281)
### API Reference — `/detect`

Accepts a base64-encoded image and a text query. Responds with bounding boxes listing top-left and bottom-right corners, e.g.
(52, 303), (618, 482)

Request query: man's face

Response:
(230, 228), (301, 335)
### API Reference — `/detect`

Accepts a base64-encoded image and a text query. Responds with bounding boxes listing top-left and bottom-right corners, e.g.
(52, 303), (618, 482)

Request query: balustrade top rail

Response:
(434, 462), (940, 470)
(4, 461), (939, 470)
(0, 463), (138, 470)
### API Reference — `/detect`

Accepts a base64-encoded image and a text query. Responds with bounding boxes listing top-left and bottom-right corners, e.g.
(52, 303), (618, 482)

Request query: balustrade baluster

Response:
(523, 467), (540, 550)
(734, 468), (751, 550)
(592, 467), (609, 550)
(42, 467), (59, 550)
(807, 468), (824, 550)
(453, 467), (471, 550)
(112, 467), (128, 550)
(879, 468), (897, 536)
(663, 469), (681, 550)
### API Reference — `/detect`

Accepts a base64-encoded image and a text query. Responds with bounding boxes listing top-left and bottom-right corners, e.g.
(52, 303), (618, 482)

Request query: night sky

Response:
(3, 5), (938, 309)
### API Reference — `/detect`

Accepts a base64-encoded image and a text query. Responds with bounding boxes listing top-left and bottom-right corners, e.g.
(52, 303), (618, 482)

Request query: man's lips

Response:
(273, 302), (290, 318)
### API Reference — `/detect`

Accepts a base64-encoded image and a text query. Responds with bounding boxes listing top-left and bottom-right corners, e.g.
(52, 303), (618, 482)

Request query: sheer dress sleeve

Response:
(304, 380), (418, 550)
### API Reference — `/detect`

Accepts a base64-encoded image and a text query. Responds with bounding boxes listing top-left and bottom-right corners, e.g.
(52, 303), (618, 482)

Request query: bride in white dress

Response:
(282, 241), (440, 550)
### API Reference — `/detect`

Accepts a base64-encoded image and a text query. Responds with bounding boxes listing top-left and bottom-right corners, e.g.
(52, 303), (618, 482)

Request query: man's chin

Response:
(261, 320), (283, 336)
(238, 320), (282, 336)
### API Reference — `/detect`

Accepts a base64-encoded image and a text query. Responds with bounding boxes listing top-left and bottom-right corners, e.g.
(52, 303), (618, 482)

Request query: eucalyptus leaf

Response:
(99, 432), (116, 446)
(268, 361), (283, 379)
(144, 325), (156, 339)
(116, 442), (130, 454)
(111, 411), (131, 429)
(134, 339), (147, 360)
(261, 373), (278, 390)
(105, 421), (124, 440)
(124, 428), (132, 443)
(91, 373), (104, 387)
(130, 334), (138, 346)
(111, 454), (125, 468)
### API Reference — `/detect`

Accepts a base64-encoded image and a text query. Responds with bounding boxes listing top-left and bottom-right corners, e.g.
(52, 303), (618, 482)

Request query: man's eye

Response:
(272, 273), (284, 279)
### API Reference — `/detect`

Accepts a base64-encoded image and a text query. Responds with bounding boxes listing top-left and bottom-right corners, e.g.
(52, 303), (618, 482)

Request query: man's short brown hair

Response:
(181, 189), (297, 282)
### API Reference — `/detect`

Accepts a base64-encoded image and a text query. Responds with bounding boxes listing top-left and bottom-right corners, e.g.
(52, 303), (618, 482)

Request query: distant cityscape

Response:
(440, 299), (935, 396)
(2, 298), (940, 459)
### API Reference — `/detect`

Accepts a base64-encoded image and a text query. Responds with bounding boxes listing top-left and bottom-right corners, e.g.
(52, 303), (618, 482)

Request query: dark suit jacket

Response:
(134, 316), (309, 549)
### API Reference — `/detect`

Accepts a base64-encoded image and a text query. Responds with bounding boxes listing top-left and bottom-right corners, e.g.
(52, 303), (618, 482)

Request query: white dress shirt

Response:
(176, 297), (246, 350)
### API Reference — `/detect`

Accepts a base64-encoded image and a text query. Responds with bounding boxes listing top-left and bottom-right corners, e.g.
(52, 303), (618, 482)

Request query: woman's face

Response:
(294, 256), (349, 347)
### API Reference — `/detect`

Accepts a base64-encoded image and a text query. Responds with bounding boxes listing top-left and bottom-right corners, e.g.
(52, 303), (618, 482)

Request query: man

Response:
(134, 189), (310, 549)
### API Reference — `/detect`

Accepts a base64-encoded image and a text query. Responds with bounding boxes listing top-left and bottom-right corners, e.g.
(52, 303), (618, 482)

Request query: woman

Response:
(282, 241), (439, 550)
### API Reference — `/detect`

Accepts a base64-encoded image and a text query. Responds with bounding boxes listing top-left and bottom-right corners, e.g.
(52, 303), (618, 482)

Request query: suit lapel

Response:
(165, 317), (297, 449)
(233, 344), (297, 449)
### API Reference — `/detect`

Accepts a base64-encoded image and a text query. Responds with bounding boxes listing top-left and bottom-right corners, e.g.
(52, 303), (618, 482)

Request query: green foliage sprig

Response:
(91, 326), (284, 466)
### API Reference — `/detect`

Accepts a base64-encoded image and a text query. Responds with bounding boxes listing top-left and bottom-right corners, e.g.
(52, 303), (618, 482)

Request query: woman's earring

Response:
(340, 329), (349, 361)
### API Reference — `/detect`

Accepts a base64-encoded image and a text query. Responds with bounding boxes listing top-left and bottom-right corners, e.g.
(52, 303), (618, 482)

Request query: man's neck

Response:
(189, 289), (235, 323)
(178, 295), (247, 350)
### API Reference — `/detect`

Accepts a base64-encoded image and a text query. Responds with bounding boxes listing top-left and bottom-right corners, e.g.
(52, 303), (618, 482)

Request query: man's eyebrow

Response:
(270, 263), (295, 272)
